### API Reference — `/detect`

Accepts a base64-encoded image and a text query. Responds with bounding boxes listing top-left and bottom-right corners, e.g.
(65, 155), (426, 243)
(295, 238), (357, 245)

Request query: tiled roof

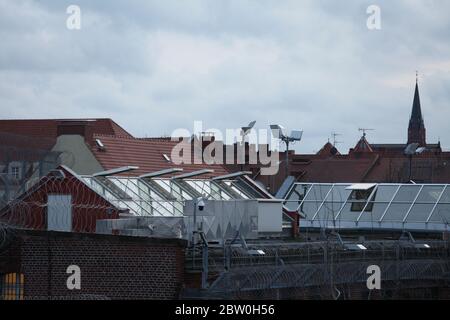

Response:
(0, 131), (55, 150)
(370, 143), (442, 157)
(300, 157), (377, 183)
(352, 136), (373, 153)
(316, 142), (340, 157)
(0, 118), (132, 140)
(0, 118), (230, 177)
(90, 134), (231, 178)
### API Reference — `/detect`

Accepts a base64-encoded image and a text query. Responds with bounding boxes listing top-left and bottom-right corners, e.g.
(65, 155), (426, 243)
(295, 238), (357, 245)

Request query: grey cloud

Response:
(0, 0), (449, 153)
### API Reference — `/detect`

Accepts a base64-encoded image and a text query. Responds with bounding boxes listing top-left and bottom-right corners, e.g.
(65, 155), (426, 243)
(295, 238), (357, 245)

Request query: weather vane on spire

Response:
(416, 70), (419, 83)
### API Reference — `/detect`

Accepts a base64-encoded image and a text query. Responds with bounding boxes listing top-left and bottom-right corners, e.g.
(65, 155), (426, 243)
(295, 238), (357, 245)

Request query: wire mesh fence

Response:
(183, 239), (450, 299)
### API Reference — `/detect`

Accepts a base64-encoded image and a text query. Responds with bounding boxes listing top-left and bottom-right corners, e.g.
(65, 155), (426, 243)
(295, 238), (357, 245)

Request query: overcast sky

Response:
(0, 0), (449, 153)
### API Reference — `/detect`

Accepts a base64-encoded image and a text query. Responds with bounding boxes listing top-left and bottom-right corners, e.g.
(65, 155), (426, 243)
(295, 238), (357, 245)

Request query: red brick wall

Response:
(1, 230), (186, 300)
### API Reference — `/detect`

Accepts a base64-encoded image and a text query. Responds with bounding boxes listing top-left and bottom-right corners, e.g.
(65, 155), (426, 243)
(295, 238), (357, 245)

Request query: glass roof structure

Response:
(283, 183), (450, 232)
(80, 174), (261, 217)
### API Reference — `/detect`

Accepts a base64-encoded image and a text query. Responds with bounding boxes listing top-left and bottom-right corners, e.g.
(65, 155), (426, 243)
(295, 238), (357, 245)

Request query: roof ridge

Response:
(137, 137), (173, 140)
(93, 133), (137, 139)
(0, 117), (113, 121)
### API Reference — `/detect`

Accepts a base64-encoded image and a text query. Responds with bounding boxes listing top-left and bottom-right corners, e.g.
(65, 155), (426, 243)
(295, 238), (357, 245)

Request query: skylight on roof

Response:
(96, 138), (105, 150)
(163, 154), (171, 162)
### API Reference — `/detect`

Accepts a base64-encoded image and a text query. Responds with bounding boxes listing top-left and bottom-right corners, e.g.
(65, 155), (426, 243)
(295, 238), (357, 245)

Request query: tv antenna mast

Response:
(331, 132), (343, 147)
(358, 128), (374, 137)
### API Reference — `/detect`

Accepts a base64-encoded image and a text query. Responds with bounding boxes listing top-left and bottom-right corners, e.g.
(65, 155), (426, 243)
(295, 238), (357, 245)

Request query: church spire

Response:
(407, 72), (426, 146)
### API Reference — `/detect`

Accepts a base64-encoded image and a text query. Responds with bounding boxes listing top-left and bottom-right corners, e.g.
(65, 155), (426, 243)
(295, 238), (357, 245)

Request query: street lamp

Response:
(270, 124), (303, 177)
(404, 143), (426, 182)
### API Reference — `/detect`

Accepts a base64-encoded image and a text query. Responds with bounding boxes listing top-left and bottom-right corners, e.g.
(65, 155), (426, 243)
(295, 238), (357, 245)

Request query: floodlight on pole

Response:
(241, 120), (256, 136)
(270, 124), (303, 177)
(239, 121), (256, 170)
(404, 143), (420, 156)
(416, 147), (427, 154)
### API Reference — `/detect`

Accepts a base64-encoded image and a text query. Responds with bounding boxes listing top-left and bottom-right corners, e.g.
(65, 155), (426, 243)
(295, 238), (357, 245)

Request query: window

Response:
(10, 166), (21, 180)
(349, 189), (375, 212)
(47, 195), (73, 232)
(0, 273), (24, 300)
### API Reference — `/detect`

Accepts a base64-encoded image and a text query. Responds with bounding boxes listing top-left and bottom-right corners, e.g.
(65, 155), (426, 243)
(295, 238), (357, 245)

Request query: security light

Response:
(416, 147), (427, 154)
(414, 243), (431, 249)
(404, 143), (427, 181)
(241, 120), (256, 136)
(247, 249), (266, 256)
(343, 243), (367, 251)
(399, 231), (431, 249)
(404, 143), (420, 155)
(239, 121), (256, 170)
(197, 197), (206, 211)
(290, 130), (303, 141)
(270, 124), (285, 139)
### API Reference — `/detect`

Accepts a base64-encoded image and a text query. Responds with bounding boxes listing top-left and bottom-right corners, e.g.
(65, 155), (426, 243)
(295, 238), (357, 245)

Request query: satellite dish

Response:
(404, 143), (420, 155)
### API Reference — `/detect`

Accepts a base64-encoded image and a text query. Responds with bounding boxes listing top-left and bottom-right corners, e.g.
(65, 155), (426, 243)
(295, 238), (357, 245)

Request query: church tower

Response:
(407, 74), (426, 146)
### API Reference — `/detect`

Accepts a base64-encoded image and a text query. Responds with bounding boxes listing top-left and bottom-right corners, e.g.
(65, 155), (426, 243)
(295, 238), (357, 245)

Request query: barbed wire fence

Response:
(198, 239), (450, 300)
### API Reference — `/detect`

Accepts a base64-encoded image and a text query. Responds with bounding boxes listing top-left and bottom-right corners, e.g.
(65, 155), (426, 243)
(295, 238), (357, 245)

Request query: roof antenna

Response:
(358, 128), (374, 138)
(331, 132), (342, 147)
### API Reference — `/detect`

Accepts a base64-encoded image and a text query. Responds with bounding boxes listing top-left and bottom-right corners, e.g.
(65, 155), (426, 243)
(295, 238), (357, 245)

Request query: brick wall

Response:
(0, 229), (186, 300)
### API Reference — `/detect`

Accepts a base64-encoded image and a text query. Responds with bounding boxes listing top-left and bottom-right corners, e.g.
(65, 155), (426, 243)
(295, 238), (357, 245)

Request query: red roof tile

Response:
(351, 135), (374, 153)
(0, 118), (133, 140)
(90, 135), (231, 178)
(316, 142), (340, 157)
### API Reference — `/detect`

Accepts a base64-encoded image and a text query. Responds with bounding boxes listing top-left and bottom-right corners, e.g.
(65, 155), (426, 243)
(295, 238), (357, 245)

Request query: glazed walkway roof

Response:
(81, 168), (268, 217)
(283, 183), (450, 232)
